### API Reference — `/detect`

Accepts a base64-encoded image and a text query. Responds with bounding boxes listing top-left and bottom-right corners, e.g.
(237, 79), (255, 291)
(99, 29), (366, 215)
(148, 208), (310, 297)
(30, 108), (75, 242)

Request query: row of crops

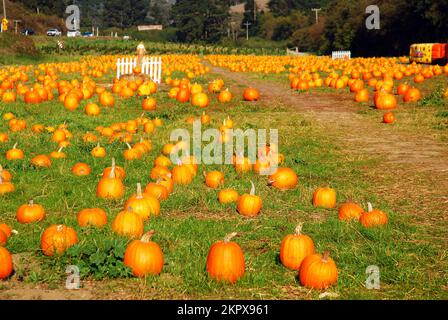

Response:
(36, 37), (285, 56)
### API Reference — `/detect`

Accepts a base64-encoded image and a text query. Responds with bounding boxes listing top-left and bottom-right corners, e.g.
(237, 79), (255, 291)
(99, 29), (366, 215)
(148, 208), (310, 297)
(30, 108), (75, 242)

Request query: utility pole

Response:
(253, 0), (257, 22)
(243, 21), (251, 40)
(311, 8), (321, 24)
(2, 0), (6, 18)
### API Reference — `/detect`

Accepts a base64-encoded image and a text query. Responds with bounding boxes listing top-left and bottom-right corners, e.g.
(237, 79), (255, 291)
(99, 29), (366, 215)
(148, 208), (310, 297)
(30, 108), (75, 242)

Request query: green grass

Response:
(0, 58), (447, 300)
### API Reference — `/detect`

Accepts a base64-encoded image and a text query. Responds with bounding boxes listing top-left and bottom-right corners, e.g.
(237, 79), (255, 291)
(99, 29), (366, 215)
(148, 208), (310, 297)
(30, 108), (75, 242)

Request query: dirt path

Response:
(206, 62), (448, 240)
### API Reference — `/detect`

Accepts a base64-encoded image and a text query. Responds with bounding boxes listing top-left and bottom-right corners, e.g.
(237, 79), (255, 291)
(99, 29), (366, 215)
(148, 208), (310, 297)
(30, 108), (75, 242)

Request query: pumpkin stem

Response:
(136, 183), (143, 199)
(57, 146), (64, 153)
(322, 251), (330, 263)
(250, 181), (255, 196)
(126, 142), (132, 150)
(367, 202), (373, 212)
(203, 171), (207, 178)
(13, 142), (18, 149)
(109, 161), (116, 179)
(56, 225), (64, 232)
(29, 200), (34, 207)
(295, 223), (303, 235)
(141, 230), (156, 243)
(224, 232), (238, 243)
(0, 165), (3, 172)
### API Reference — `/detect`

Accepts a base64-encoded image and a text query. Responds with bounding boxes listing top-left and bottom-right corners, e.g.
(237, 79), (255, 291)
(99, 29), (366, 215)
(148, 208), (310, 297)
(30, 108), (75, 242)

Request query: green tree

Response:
(242, 0), (260, 37)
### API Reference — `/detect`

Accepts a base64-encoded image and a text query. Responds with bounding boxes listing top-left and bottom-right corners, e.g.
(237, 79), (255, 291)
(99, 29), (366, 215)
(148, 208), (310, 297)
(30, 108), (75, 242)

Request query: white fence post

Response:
(116, 56), (162, 83)
(332, 51), (351, 60)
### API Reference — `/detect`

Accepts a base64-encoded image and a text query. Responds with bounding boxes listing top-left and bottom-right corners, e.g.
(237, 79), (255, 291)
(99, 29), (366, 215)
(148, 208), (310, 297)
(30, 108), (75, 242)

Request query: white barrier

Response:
(332, 51), (351, 60)
(116, 56), (162, 83)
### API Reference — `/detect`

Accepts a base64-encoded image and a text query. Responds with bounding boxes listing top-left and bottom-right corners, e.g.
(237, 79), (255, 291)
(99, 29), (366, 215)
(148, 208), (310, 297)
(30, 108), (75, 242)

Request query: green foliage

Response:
(41, 231), (132, 280)
(419, 87), (447, 107)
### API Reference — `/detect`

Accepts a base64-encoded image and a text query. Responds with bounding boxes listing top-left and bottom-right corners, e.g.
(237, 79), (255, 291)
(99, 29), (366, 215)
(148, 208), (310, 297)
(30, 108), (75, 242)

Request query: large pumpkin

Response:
(124, 230), (164, 277)
(40, 225), (78, 256)
(312, 187), (337, 209)
(206, 232), (245, 284)
(299, 251), (338, 289)
(125, 183), (161, 220)
(97, 162), (125, 199)
(77, 208), (108, 228)
(0, 247), (13, 279)
(280, 224), (315, 271)
(111, 208), (144, 238)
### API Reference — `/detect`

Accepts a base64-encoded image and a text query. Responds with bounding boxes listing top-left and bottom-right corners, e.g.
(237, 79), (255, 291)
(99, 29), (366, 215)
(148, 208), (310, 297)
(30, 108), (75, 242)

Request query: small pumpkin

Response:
(145, 180), (169, 201)
(125, 183), (161, 220)
(0, 165), (12, 182)
(359, 202), (388, 228)
(40, 225), (78, 256)
(268, 168), (298, 190)
(17, 200), (46, 224)
(383, 112), (395, 124)
(313, 187), (337, 209)
(71, 162), (91, 176)
(280, 224), (315, 271)
(0, 175), (14, 195)
(96, 162), (125, 199)
(150, 166), (171, 181)
(103, 158), (126, 180)
(204, 171), (224, 189)
(91, 144), (106, 158)
(50, 147), (66, 159)
(0, 247), (13, 279)
(6, 143), (24, 161)
(237, 181), (262, 217)
(111, 207), (144, 238)
(299, 251), (338, 289)
(338, 202), (364, 221)
(0, 230), (7, 246)
(172, 161), (193, 185)
(124, 230), (164, 277)
(0, 223), (12, 238)
(206, 232), (245, 284)
(243, 88), (260, 101)
(77, 208), (108, 228)
(218, 188), (239, 204)
(31, 155), (52, 168)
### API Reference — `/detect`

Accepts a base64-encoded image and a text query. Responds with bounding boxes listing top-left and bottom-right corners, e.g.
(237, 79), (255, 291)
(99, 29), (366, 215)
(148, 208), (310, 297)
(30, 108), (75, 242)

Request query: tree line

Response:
(13, 0), (448, 56)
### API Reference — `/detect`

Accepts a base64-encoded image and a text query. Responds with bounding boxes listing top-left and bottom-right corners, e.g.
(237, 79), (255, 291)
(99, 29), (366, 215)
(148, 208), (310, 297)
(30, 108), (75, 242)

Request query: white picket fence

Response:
(116, 57), (162, 83)
(332, 51), (351, 60)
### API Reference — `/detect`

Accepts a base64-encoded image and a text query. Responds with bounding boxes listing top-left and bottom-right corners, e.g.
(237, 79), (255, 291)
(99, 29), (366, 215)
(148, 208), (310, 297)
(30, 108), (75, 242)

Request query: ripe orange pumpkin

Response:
(172, 162), (193, 185)
(313, 187), (337, 209)
(0, 247), (13, 279)
(125, 183), (161, 220)
(111, 208), (144, 238)
(375, 92), (397, 110)
(206, 232), (245, 284)
(243, 88), (260, 101)
(85, 103), (101, 116)
(280, 224), (315, 271)
(204, 171), (224, 189)
(142, 97), (157, 111)
(6, 143), (24, 161)
(218, 189), (239, 204)
(31, 155), (52, 168)
(403, 87), (421, 102)
(191, 93), (209, 108)
(359, 202), (388, 228)
(96, 163), (125, 199)
(299, 251), (338, 289)
(268, 167), (298, 190)
(338, 202), (364, 221)
(237, 181), (262, 217)
(354, 89), (370, 102)
(124, 230), (164, 277)
(72, 162), (91, 176)
(77, 208), (108, 228)
(383, 112), (395, 124)
(145, 181), (169, 201)
(40, 225), (78, 256)
(16, 200), (46, 224)
(218, 89), (232, 103)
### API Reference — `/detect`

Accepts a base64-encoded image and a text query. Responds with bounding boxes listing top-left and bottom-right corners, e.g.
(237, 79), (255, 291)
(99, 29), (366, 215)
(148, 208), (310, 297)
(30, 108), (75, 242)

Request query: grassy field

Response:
(0, 52), (447, 300)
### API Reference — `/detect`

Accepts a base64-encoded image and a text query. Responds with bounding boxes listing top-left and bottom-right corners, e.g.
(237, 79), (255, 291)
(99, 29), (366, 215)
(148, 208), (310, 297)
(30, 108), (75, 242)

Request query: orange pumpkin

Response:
(40, 225), (78, 256)
(77, 208), (108, 228)
(16, 200), (46, 224)
(125, 183), (161, 220)
(338, 202), (364, 221)
(111, 208), (144, 238)
(313, 187), (337, 209)
(299, 251), (338, 289)
(72, 162), (91, 176)
(206, 232), (245, 284)
(268, 168), (298, 190)
(359, 202), (388, 228)
(243, 87), (260, 101)
(124, 230), (164, 277)
(280, 224), (315, 271)
(204, 171), (224, 189)
(0, 247), (13, 279)
(96, 162), (125, 199)
(237, 181), (262, 217)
